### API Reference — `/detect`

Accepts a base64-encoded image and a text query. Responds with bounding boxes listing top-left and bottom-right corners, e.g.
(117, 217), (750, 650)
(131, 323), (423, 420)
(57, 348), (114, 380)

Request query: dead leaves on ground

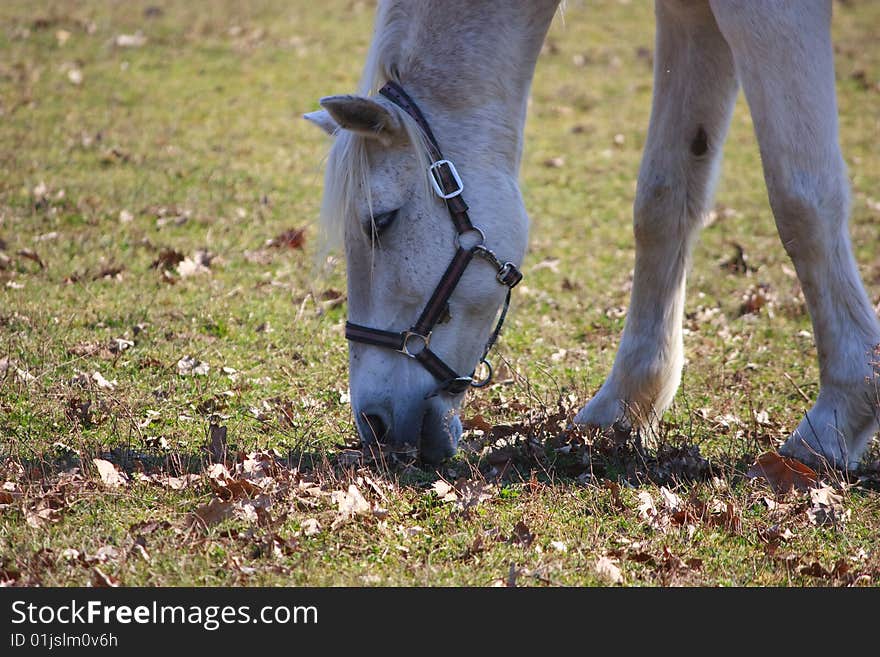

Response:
(746, 451), (818, 494)
(635, 485), (742, 536)
(151, 248), (215, 283)
(183, 449), (395, 536)
(430, 478), (496, 512)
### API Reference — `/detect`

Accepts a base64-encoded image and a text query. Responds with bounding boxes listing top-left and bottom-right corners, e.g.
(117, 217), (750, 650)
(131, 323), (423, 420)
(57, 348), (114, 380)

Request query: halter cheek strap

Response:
(344, 80), (522, 396)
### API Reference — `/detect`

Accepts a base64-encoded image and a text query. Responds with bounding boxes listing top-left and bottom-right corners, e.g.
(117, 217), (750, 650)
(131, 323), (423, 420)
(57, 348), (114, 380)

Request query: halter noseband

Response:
(344, 80), (522, 396)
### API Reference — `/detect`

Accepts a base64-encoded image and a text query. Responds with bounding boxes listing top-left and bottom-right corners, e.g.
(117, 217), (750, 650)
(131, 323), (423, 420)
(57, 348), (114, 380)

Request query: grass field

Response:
(1, 0), (879, 586)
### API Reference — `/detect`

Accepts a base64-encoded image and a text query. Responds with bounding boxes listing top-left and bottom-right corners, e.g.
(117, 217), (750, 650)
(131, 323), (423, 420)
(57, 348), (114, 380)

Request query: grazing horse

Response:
(306, 0), (880, 468)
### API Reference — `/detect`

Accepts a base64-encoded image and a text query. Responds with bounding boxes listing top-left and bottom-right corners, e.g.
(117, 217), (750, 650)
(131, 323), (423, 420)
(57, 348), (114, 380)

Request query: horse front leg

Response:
(575, 0), (738, 432)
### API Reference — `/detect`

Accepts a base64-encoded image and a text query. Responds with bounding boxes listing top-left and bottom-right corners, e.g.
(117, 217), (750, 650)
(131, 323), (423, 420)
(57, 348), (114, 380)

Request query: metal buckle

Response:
(428, 159), (464, 199)
(398, 330), (431, 358)
(496, 262), (522, 288)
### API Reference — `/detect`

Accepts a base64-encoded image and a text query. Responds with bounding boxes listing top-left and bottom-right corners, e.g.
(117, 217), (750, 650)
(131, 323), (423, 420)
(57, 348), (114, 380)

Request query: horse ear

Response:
(319, 95), (400, 144)
(303, 109), (339, 136)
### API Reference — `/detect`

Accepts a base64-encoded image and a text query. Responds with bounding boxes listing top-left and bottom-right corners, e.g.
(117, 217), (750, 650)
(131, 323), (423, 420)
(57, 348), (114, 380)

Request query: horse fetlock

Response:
(780, 382), (880, 470)
(574, 357), (681, 430)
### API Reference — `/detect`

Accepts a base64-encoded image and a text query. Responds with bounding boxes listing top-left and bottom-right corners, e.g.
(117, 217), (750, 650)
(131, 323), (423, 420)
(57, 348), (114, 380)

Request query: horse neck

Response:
(366, 0), (561, 174)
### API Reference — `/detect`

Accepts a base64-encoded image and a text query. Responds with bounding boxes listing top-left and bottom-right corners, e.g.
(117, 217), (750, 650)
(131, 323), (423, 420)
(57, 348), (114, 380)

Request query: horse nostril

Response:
(363, 413), (389, 443)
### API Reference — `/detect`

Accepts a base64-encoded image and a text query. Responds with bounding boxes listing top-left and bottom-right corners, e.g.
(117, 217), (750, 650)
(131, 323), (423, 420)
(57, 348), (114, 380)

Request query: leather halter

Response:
(344, 80), (522, 396)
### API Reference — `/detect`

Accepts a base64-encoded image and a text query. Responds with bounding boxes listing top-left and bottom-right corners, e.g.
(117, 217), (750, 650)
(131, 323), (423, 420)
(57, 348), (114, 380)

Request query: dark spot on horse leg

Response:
(690, 125), (708, 156)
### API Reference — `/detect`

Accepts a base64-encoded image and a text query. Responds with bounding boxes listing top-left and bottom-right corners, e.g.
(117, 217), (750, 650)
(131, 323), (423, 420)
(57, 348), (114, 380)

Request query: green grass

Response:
(1, 0), (879, 587)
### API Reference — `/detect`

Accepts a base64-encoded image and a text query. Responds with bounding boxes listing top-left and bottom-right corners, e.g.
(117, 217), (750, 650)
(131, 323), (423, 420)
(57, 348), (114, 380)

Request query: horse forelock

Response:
(318, 3), (432, 253)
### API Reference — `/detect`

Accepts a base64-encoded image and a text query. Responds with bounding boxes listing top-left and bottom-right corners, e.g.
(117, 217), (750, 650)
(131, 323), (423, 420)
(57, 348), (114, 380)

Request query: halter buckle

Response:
(428, 159), (464, 199)
(496, 262), (523, 288)
(398, 330), (431, 358)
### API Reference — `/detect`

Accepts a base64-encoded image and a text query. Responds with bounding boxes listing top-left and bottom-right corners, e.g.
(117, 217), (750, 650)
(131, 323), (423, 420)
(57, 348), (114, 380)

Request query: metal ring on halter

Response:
(454, 225), (486, 251)
(469, 358), (493, 388)
(398, 330), (430, 358)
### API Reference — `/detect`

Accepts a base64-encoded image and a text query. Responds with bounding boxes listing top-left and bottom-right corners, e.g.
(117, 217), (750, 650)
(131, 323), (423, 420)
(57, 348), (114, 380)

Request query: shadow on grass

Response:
(2, 396), (878, 494)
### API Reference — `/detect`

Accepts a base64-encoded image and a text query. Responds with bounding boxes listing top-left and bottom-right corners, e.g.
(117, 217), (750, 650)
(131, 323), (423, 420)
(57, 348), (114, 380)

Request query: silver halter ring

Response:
(470, 358), (493, 388)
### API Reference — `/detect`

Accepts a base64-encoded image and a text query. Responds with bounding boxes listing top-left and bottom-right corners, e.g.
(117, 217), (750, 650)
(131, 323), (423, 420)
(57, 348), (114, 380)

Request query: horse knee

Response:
(632, 177), (692, 247)
(767, 169), (850, 259)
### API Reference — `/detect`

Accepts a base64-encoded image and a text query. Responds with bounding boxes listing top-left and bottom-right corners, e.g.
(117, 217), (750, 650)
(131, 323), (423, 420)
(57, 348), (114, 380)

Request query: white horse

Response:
(306, 0), (880, 468)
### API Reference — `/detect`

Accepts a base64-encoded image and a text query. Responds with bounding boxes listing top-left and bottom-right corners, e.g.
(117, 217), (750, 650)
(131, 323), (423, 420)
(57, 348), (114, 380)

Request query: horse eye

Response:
(365, 209), (398, 237)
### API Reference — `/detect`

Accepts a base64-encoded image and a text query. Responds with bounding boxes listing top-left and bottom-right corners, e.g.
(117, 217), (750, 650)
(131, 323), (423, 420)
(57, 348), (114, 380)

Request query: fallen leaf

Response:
(176, 256), (210, 278)
(188, 498), (234, 529)
(92, 459), (128, 488)
(301, 518), (321, 536)
(456, 480), (495, 510)
(637, 490), (659, 525)
(177, 355), (209, 376)
(331, 485), (370, 528)
(659, 486), (682, 512)
(91, 371), (117, 390)
(114, 32), (147, 48)
(746, 451), (818, 494)
(509, 520), (534, 548)
(807, 485), (849, 526)
(85, 545), (120, 564)
(26, 506), (61, 528)
(151, 248), (185, 271)
(594, 556), (623, 585)
(61, 548), (80, 561)
(708, 498), (742, 534)
(148, 473), (200, 490)
(91, 567), (120, 587)
(462, 414), (493, 432)
(431, 479), (458, 503)
(267, 227), (306, 249)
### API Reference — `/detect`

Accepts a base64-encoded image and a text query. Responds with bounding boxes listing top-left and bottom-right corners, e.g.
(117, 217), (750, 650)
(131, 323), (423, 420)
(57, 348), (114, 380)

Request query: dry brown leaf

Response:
(331, 485), (370, 528)
(708, 498), (742, 534)
(807, 485), (849, 526)
(25, 506), (61, 528)
(510, 520), (535, 548)
(462, 414), (493, 432)
(161, 474), (201, 490)
(659, 486), (682, 512)
(151, 248), (185, 271)
(267, 227), (306, 249)
(188, 498), (234, 529)
(456, 480), (495, 510)
(177, 355), (209, 376)
(594, 556), (623, 585)
(176, 256), (210, 278)
(0, 482), (19, 506)
(91, 566), (120, 587)
(431, 479), (458, 503)
(92, 458), (128, 488)
(301, 518), (321, 536)
(430, 478), (495, 511)
(746, 451), (818, 494)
